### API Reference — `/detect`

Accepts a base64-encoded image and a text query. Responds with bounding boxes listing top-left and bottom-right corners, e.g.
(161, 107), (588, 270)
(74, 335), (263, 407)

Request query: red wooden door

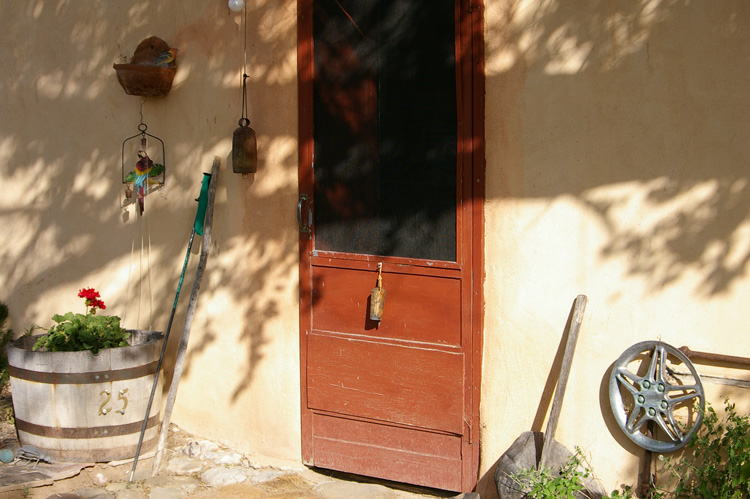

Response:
(298, 0), (484, 492)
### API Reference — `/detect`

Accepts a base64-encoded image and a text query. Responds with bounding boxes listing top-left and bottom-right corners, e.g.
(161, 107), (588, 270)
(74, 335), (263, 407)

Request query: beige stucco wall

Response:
(1, 0), (302, 466)
(2, 0), (749, 495)
(479, 0), (750, 495)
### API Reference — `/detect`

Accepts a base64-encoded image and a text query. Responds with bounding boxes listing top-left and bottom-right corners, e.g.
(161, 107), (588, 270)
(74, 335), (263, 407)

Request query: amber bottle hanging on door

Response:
(369, 263), (386, 321)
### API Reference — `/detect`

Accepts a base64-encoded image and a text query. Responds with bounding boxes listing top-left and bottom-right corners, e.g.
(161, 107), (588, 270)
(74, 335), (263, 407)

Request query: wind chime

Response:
(120, 99), (167, 331)
(112, 35), (176, 334)
(229, 0), (258, 174)
(121, 109), (166, 215)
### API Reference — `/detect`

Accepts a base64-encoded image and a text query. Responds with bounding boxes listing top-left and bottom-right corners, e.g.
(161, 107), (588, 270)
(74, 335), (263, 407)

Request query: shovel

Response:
(494, 295), (595, 499)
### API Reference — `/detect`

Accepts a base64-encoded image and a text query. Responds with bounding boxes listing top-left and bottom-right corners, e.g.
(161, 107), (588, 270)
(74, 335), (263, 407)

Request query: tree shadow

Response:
(0, 0), (299, 408)
(2, 1), (750, 485)
(485, 0), (750, 296)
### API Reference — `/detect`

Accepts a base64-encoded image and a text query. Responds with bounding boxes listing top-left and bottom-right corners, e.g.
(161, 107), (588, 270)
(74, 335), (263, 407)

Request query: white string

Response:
(122, 239), (135, 327)
(240, 2), (249, 121)
(125, 193), (155, 331)
(137, 212), (144, 328)
(243, 2), (247, 79)
(124, 98), (156, 331)
(145, 194), (154, 330)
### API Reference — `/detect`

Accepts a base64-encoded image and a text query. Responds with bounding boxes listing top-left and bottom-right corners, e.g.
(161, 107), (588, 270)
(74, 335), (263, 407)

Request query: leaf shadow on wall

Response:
(478, 1), (750, 497)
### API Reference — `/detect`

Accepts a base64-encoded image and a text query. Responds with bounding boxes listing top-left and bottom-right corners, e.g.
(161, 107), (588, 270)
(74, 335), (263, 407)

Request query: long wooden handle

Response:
(152, 157), (220, 475)
(539, 294), (587, 469)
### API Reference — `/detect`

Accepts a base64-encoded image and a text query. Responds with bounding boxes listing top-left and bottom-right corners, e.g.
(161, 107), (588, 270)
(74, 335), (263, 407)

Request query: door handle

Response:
(298, 194), (311, 233)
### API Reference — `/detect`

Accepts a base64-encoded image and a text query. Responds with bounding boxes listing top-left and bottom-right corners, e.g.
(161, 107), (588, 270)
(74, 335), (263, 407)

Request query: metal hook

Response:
(138, 122), (148, 148)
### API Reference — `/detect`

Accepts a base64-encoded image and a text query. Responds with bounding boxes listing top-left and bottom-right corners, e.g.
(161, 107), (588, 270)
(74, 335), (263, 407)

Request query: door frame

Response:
(297, 0), (485, 490)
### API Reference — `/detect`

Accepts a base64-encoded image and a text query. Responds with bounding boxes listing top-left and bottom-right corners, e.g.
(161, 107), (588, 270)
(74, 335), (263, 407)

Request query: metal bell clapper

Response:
(369, 263), (386, 321)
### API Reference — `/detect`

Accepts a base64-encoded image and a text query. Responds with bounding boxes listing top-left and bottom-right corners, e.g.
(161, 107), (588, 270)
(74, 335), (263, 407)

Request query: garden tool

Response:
(153, 158), (220, 475)
(130, 170), (212, 482)
(494, 295), (599, 499)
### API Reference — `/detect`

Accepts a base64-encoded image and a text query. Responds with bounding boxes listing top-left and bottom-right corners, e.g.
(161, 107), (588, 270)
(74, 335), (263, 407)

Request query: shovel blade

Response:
(494, 431), (605, 499)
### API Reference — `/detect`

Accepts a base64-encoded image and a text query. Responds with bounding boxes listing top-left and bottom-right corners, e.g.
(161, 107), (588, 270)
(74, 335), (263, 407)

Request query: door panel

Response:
(311, 263), (462, 345)
(307, 333), (464, 432)
(311, 414), (463, 492)
(298, 0), (484, 492)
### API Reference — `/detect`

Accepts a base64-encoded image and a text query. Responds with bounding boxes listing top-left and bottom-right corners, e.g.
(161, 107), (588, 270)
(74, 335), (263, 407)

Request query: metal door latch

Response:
(298, 194), (312, 233)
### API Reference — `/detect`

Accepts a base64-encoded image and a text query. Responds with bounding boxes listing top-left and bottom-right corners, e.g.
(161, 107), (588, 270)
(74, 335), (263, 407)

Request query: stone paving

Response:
(2, 426), (479, 499)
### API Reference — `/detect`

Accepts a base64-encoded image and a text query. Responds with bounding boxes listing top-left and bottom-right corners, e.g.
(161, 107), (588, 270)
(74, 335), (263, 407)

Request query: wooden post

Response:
(152, 157), (220, 475)
(539, 294), (587, 470)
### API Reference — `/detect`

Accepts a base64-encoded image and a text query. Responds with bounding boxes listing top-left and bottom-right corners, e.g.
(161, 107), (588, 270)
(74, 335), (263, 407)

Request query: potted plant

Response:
(32, 288), (130, 354)
(6, 288), (163, 463)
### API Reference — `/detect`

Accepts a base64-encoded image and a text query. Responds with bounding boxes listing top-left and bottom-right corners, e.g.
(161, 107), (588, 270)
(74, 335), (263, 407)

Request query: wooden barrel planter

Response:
(6, 330), (163, 463)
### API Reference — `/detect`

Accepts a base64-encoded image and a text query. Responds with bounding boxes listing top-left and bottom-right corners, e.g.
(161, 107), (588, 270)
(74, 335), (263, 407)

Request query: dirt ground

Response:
(0, 387), (447, 499)
(0, 385), (196, 498)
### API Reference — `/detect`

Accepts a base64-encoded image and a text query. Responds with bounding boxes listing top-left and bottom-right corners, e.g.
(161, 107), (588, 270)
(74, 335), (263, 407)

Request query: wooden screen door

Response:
(298, 0), (484, 492)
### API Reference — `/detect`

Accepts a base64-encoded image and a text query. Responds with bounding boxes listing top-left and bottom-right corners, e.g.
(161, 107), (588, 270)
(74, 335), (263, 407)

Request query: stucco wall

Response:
(2, 0), (750, 495)
(1, 0), (301, 465)
(479, 0), (750, 495)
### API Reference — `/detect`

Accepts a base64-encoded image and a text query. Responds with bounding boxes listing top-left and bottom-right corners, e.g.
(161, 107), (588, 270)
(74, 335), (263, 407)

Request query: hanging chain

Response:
(241, 75), (249, 124)
(240, 2), (250, 125)
(139, 96), (146, 127)
(138, 96), (148, 148)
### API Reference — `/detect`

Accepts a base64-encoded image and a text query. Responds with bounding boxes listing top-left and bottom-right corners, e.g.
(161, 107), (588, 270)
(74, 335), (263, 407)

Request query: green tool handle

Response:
(194, 173), (212, 236)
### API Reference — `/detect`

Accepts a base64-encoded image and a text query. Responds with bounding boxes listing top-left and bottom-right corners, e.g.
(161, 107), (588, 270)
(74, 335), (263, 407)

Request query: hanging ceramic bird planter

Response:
(113, 36), (178, 97)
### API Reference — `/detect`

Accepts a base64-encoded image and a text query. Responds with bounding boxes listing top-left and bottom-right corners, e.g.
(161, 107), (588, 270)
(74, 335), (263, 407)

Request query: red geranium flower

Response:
(78, 288), (106, 314)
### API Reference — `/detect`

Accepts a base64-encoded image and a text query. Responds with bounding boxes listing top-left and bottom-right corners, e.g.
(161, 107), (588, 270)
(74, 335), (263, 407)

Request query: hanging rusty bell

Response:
(232, 118), (257, 174)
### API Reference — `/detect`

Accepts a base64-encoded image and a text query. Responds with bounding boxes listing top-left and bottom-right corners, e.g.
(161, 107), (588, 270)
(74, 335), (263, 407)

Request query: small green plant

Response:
(509, 447), (595, 499)
(33, 288), (129, 354)
(604, 484), (666, 499)
(507, 399), (750, 499)
(659, 399), (750, 499)
(0, 302), (14, 392)
(604, 485), (636, 498)
(24, 323), (42, 336)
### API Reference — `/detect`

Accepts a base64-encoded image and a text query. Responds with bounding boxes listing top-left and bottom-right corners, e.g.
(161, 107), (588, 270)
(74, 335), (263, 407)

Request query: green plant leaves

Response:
(509, 447), (591, 499)
(508, 399), (750, 499)
(0, 302), (14, 392)
(33, 312), (130, 354)
(663, 399), (750, 499)
(740, 460), (750, 482)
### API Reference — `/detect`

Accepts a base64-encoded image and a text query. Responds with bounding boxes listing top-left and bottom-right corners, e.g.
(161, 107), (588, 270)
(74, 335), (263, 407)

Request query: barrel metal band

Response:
(8, 361), (158, 384)
(15, 414), (160, 439)
(23, 436), (159, 462)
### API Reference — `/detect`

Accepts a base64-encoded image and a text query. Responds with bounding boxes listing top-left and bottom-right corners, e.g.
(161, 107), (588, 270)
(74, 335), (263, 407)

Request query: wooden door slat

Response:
(311, 413), (463, 491)
(307, 333), (464, 433)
